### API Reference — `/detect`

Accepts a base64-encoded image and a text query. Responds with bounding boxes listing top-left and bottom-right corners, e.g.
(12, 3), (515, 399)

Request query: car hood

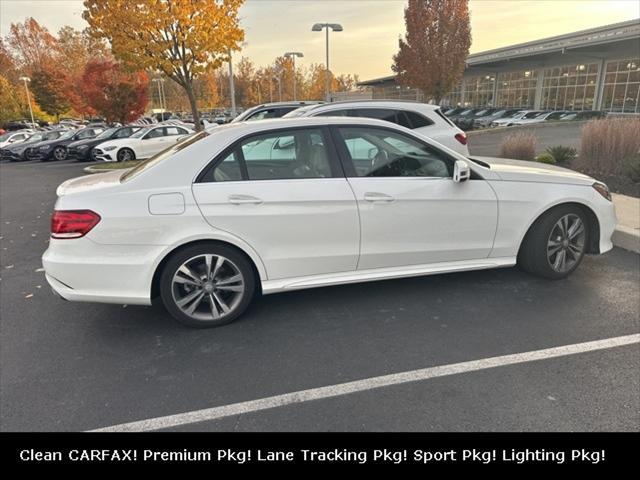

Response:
(68, 138), (101, 148)
(56, 169), (125, 196)
(470, 156), (594, 185)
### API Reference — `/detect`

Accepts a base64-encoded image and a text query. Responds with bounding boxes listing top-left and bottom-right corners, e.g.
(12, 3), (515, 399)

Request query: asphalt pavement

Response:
(0, 159), (638, 432)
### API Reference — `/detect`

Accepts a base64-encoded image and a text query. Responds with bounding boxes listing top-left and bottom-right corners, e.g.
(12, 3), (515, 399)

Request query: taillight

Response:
(455, 133), (468, 145)
(51, 210), (101, 239)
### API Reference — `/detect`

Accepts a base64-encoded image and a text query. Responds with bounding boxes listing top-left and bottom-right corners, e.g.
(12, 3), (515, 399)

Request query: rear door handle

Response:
(228, 194), (263, 205)
(363, 192), (395, 203)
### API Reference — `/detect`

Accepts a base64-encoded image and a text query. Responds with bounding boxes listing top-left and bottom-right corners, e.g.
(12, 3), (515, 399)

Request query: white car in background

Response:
(284, 100), (469, 155)
(491, 110), (545, 127)
(43, 117), (616, 328)
(0, 130), (35, 148)
(93, 124), (194, 162)
(511, 110), (571, 126)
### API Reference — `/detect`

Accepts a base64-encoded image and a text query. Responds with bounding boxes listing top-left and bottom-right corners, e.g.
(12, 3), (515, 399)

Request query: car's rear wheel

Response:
(159, 244), (256, 328)
(518, 205), (588, 279)
(117, 148), (135, 162)
(53, 146), (67, 161)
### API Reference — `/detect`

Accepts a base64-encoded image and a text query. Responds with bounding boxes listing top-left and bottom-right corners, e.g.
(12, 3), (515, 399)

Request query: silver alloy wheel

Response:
(547, 213), (586, 273)
(118, 149), (133, 162)
(53, 147), (66, 161)
(171, 254), (245, 321)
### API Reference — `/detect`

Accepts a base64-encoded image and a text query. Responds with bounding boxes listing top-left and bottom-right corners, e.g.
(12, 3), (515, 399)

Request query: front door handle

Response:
(228, 194), (263, 205)
(363, 192), (395, 203)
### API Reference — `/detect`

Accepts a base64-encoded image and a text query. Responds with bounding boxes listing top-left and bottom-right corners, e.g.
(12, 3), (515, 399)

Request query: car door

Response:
(192, 126), (360, 280)
(139, 127), (170, 157)
(331, 125), (498, 270)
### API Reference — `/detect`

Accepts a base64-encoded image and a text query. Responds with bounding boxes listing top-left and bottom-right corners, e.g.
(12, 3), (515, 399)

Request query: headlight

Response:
(39, 145), (51, 151)
(77, 145), (89, 150)
(592, 182), (612, 202)
(104, 146), (117, 151)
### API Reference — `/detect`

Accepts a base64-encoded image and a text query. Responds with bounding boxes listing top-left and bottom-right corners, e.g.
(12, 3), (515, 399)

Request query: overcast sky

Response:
(1, 0), (638, 80)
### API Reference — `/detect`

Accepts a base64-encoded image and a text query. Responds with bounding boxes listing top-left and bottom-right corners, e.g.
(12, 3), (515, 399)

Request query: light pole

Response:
(228, 50), (236, 118)
(311, 23), (343, 102)
(273, 70), (283, 102)
(19, 76), (35, 126)
(152, 78), (164, 113)
(284, 52), (304, 101)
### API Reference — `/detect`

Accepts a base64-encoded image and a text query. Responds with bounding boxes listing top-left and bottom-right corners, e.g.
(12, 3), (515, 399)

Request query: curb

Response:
(612, 225), (640, 254)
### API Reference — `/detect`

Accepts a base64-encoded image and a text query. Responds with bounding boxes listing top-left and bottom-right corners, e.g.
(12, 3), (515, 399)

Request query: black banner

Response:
(1, 432), (635, 471)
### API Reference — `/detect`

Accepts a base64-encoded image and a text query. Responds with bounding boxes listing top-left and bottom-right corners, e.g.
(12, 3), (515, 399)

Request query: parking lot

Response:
(0, 158), (639, 432)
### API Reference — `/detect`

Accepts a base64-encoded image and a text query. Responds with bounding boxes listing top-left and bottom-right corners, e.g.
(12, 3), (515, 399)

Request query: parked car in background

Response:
(512, 110), (571, 125)
(43, 116), (616, 328)
(28, 126), (106, 161)
(473, 109), (522, 129)
(232, 101), (324, 123)
(455, 108), (498, 130)
(93, 124), (194, 162)
(283, 100), (469, 155)
(66, 126), (142, 161)
(559, 110), (607, 121)
(0, 130), (67, 162)
(491, 110), (545, 127)
(0, 130), (35, 148)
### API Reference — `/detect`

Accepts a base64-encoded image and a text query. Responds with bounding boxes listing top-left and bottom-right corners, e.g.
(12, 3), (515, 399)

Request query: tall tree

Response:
(79, 59), (149, 124)
(6, 17), (59, 73)
(83, 0), (244, 130)
(392, 0), (471, 104)
(30, 66), (71, 120)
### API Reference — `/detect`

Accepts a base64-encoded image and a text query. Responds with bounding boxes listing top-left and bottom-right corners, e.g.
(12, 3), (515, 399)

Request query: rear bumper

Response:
(42, 237), (165, 305)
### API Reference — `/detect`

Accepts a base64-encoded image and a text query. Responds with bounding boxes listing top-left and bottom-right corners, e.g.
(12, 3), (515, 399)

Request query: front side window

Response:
(144, 128), (164, 139)
(337, 127), (452, 178)
(202, 128), (333, 182)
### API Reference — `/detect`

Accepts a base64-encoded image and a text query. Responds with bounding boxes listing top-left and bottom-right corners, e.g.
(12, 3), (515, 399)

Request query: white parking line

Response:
(90, 334), (640, 432)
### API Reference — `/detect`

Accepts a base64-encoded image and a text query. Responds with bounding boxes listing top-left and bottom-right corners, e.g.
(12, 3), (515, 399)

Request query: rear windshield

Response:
(120, 131), (208, 182)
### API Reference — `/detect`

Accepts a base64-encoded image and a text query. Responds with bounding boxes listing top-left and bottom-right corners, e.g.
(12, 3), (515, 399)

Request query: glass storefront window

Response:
(601, 58), (640, 113)
(495, 70), (538, 108)
(462, 75), (495, 106)
(540, 63), (598, 111)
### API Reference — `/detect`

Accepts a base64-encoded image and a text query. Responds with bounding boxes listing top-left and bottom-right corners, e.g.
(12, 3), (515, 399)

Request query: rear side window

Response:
(247, 107), (297, 121)
(403, 111), (433, 128)
(201, 128), (334, 182)
(316, 109), (350, 117)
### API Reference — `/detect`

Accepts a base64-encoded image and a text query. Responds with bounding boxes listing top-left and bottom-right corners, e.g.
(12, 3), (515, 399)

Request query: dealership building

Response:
(356, 19), (640, 113)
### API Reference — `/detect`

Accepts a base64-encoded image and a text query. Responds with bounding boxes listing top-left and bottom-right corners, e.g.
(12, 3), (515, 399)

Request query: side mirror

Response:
(453, 160), (471, 183)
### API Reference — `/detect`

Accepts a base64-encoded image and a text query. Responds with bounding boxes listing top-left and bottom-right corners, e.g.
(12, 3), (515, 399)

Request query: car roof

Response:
(300, 100), (442, 112)
(250, 101), (324, 109)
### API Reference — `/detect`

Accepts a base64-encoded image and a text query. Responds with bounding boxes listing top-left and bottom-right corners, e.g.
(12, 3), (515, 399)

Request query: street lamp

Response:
(284, 51), (304, 101)
(273, 73), (283, 102)
(311, 23), (343, 102)
(152, 78), (165, 112)
(19, 76), (35, 126)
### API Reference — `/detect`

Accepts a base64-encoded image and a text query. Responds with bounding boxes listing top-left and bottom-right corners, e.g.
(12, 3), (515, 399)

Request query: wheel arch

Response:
(150, 238), (264, 300)
(517, 201), (600, 257)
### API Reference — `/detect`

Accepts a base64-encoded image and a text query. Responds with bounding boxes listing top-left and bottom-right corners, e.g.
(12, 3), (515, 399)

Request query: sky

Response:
(1, 0), (639, 80)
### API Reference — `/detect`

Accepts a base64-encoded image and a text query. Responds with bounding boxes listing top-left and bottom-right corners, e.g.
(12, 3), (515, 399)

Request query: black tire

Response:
(117, 148), (135, 162)
(52, 146), (67, 161)
(159, 243), (256, 328)
(518, 205), (589, 279)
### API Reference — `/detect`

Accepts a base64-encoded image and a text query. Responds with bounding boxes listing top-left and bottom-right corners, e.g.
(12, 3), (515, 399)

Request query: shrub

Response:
(535, 153), (556, 164)
(500, 132), (536, 161)
(622, 153), (640, 183)
(577, 117), (640, 176)
(546, 145), (576, 165)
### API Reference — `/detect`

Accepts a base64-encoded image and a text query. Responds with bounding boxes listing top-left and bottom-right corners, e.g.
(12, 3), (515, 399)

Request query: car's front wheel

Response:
(518, 205), (588, 279)
(159, 244), (256, 328)
(52, 146), (67, 161)
(117, 148), (135, 162)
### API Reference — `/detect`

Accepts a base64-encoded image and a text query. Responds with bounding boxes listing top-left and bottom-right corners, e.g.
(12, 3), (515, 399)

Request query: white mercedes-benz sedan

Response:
(42, 117), (617, 328)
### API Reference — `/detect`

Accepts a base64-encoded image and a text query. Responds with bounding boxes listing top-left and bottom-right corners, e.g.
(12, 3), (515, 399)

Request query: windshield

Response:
(26, 133), (44, 142)
(121, 131), (207, 182)
(283, 105), (317, 118)
(95, 128), (117, 140)
(523, 111), (542, 119)
(59, 130), (76, 139)
(0, 132), (14, 142)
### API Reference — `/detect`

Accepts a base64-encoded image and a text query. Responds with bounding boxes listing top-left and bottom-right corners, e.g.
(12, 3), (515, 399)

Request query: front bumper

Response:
(67, 146), (91, 161)
(93, 148), (115, 162)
